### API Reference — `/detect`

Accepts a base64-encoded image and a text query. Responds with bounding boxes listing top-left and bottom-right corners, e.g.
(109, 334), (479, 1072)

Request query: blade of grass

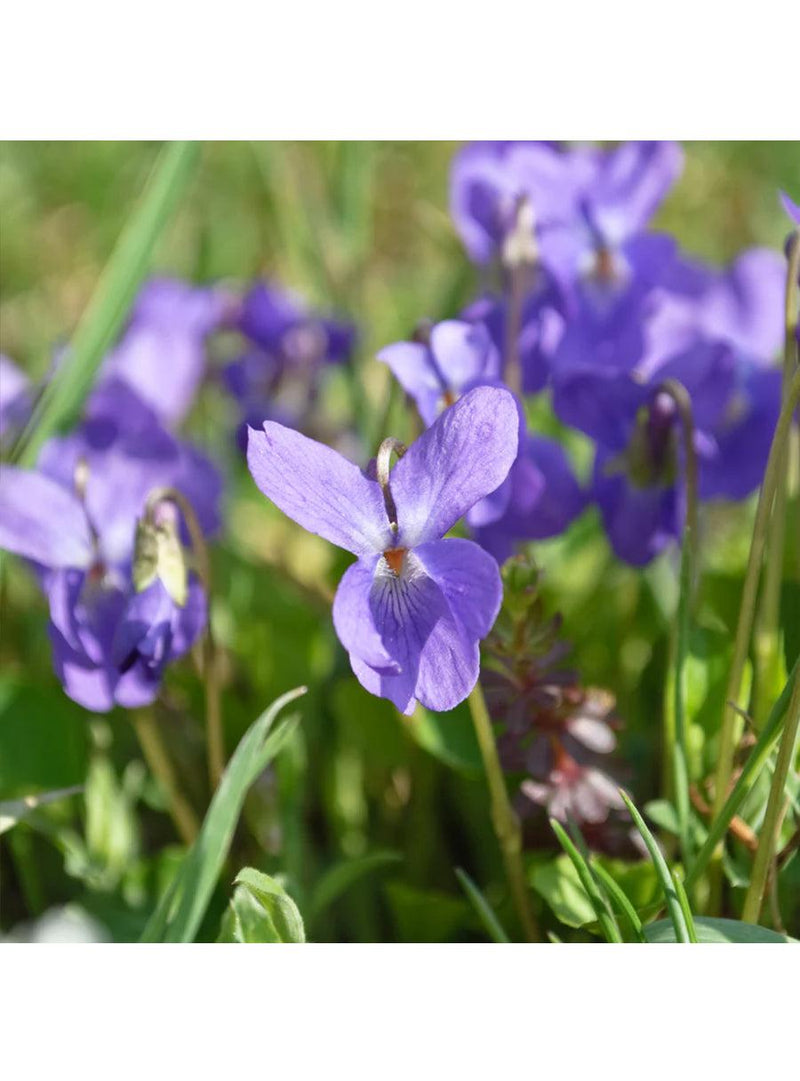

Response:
(455, 868), (511, 944)
(591, 862), (646, 943)
(15, 141), (200, 467)
(141, 686), (306, 943)
(686, 658), (798, 891)
(550, 819), (622, 942)
(619, 790), (691, 943)
(671, 870), (698, 943)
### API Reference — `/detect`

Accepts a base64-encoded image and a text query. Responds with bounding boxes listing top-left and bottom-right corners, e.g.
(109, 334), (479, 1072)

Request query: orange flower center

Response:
(383, 548), (407, 576)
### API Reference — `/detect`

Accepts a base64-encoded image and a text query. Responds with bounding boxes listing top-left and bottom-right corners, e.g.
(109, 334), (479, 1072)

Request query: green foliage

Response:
(644, 918), (796, 944)
(141, 687), (306, 943)
(218, 868), (305, 943)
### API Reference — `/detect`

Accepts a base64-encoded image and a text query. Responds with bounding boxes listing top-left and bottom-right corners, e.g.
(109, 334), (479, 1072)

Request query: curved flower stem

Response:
(658, 379), (699, 874)
(710, 368), (800, 890)
(467, 682), (539, 942)
(131, 710), (200, 845)
(146, 486), (224, 790)
(753, 227), (800, 726)
(741, 664), (800, 923)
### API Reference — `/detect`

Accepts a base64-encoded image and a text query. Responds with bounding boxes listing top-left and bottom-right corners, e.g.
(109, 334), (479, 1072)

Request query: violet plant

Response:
(1, 141), (798, 946)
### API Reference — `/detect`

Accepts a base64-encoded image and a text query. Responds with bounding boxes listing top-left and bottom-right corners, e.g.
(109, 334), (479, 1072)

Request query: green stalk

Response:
(659, 379), (699, 872)
(741, 664), (800, 923)
(467, 682), (539, 941)
(711, 369), (800, 828)
(132, 710), (200, 846)
(753, 226), (800, 725)
(686, 658), (797, 891)
(14, 141), (199, 467)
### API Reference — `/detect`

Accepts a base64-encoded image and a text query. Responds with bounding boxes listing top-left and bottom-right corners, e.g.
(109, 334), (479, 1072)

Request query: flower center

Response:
(383, 547), (407, 577)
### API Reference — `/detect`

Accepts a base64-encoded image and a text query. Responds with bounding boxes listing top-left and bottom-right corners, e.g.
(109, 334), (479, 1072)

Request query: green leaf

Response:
(529, 854), (600, 931)
(0, 786), (83, 835)
(643, 799), (681, 835)
(15, 141), (199, 466)
(549, 820), (623, 942)
(619, 790), (691, 943)
(454, 868), (510, 944)
(141, 686), (306, 943)
(218, 868), (305, 943)
(645, 917), (797, 944)
(308, 851), (402, 925)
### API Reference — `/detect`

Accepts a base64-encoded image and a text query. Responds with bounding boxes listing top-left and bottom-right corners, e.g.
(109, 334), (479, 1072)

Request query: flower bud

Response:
(132, 499), (188, 606)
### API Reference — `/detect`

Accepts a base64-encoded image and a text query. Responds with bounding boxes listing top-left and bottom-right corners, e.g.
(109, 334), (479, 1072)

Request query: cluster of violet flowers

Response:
(0, 272), (361, 713)
(1, 143), (795, 738)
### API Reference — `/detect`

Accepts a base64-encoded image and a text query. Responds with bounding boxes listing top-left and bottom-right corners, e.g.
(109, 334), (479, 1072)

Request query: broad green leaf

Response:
(15, 141), (200, 466)
(141, 686), (306, 943)
(454, 868), (510, 944)
(308, 850), (402, 924)
(643, 799), (681, 835)
(645, 917), (797, 944)
(529, 854), (597, 930)
(218, 868), (305, 943)
(0, 786), (82, 835)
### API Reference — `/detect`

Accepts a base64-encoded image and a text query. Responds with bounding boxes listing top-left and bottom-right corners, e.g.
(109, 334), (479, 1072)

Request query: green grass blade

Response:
(0, 786), (83, 836)
(15, 141), (200, 467)
(672, 870), (698, 943)
(686, 657), (798, 891)
(454, 868), (511, 944)
(550, 819), (622, 942)
(619, 790), (691, 943)
(591, 862), (646, 943)
(141, 686), (306, 943)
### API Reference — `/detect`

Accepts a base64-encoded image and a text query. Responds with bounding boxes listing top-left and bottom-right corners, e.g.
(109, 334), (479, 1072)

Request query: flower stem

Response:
(740, 664), (800, 924)
(709, 368), (800, 888)
(659, 378), (699, 875)
(467, 681), (539, 942)
(753, 227), (800, 726)
(131, 710), (200, 846)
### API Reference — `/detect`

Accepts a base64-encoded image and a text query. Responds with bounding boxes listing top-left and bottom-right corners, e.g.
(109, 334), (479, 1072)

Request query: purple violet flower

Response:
(449, 141), (578, 267)
(247, 386), (518, 714)
(238, 281), (356, 371)
(0, 383), (220, 711)
(100, 277), (229, 427)
(0, 466), (209, 711)
(376, 320), (501, 425)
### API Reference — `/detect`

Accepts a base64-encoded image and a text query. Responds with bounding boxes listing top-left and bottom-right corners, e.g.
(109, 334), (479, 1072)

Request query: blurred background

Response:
(1, 141), (798, 942)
